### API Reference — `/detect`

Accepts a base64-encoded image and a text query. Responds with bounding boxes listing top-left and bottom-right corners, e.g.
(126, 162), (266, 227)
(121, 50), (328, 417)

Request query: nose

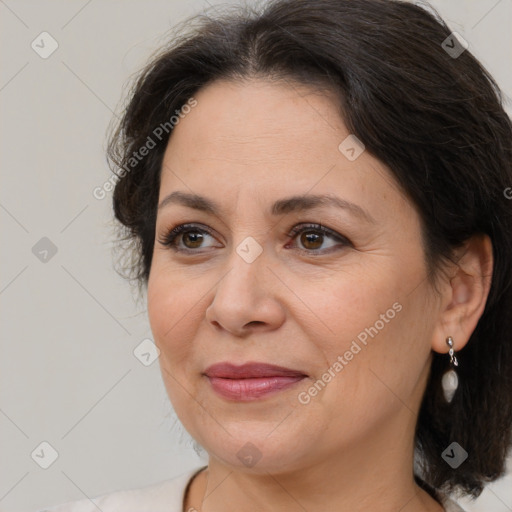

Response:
(205, 247), (286, 337)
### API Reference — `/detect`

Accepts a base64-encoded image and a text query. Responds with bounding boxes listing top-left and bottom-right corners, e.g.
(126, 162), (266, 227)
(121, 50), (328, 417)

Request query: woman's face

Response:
(147, 78), (442, 473)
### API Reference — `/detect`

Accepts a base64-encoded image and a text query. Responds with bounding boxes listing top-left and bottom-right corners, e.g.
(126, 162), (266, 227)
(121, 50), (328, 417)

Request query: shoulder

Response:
(36, 465), (207, 512)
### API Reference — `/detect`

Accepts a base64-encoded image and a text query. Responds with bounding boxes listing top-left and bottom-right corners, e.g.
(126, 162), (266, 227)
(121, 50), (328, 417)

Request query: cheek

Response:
(293, 265), (399, 355)
(147, 268), (204, 364)
(301, 258), (431, 403)
(332, 282), (434, 416)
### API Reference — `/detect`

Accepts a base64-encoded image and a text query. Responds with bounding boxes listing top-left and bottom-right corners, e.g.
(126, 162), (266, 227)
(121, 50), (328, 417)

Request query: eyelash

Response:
(157, 222), (352, 255)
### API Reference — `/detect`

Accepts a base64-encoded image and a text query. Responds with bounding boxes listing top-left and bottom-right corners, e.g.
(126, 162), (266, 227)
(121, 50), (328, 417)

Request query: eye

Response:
(157, 222), (351, 255)
(286, 223), (351, 254)
(157, 223), (218, 252)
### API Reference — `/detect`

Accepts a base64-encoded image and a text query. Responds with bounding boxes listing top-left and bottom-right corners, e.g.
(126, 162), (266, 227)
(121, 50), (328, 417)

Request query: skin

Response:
(147, 77), (493, 512)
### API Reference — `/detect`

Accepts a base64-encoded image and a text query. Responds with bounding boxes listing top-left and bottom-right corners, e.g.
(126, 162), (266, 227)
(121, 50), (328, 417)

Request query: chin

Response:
(192, 423), (317, 474)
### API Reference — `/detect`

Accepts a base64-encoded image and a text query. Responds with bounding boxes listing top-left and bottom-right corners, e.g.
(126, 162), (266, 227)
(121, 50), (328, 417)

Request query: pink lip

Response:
(204, 362), (308, 401)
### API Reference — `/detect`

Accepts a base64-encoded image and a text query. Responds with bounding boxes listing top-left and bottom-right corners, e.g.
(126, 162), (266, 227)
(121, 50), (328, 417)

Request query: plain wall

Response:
(1, 1), (511, 511)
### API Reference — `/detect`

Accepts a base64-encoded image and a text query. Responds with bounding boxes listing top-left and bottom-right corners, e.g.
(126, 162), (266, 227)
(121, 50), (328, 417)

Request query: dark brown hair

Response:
(107, 0), (512, 500)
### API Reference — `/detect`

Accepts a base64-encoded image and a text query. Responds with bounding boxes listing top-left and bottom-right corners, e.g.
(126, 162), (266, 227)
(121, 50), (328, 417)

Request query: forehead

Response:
(159, 78), (409, 220)
(166, 77), (344, 161)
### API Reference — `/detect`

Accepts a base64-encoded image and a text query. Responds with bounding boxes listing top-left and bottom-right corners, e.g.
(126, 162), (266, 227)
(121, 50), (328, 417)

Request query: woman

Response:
(39, 0), (512, 511)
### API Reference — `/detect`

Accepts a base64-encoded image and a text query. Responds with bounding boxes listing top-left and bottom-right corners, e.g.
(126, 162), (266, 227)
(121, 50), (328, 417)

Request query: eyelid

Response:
(287, 223), (349, 243)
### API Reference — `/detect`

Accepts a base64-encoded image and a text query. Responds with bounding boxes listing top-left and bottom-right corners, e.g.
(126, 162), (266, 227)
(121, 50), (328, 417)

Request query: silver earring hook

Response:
(446, 336), (459, 367)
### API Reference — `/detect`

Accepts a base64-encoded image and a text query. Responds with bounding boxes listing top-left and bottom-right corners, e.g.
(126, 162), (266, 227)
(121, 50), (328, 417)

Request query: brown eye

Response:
(181, 231), (205, 249)
(299, 231), (324, 250)
(158, 224), (217, 252)
(288, 223), (352, 254)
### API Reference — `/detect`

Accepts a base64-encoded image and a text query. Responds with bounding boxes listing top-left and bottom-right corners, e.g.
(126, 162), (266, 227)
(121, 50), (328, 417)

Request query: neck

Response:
(184, 410), (444, 512)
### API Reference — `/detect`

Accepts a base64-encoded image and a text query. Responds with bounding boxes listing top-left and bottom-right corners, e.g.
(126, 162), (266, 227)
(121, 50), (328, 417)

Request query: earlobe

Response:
(431, 233), (493, 355)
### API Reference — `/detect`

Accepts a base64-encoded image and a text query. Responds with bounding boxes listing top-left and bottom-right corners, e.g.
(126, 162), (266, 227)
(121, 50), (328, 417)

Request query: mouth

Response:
(203, 362), (308, 401)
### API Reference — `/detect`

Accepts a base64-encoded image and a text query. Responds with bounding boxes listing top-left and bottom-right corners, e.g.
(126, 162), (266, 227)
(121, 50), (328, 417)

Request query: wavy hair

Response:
(106, 0), (512, 499)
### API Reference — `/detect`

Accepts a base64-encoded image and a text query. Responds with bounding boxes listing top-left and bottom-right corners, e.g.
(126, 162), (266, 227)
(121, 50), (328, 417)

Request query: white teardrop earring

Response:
(441, 336), (459, 403)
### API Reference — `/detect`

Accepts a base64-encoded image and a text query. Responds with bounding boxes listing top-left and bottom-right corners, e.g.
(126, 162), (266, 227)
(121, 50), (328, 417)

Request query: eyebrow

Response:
(158, 191), (376, 224)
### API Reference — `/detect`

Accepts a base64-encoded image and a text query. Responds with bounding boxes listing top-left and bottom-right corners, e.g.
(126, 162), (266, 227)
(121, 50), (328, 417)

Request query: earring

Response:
(441, 336), (459, 403)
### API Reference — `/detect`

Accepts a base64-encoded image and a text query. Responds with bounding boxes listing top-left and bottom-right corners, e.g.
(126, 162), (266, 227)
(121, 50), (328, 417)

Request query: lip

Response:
(203, 362), (308, 402)
(204, 362), (307, 379)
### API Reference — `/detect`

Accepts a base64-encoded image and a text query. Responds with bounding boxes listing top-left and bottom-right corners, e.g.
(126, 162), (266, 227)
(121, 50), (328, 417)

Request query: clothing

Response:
(37, 464), (467, 512)
(36, 465), (206, 512)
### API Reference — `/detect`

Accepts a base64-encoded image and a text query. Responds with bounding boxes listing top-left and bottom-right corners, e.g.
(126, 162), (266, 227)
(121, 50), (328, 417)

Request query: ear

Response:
(431, 233), (494, 355)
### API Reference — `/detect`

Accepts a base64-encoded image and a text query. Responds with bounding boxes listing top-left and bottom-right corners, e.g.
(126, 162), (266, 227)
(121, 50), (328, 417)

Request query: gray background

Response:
(1, 1), (511, 511)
